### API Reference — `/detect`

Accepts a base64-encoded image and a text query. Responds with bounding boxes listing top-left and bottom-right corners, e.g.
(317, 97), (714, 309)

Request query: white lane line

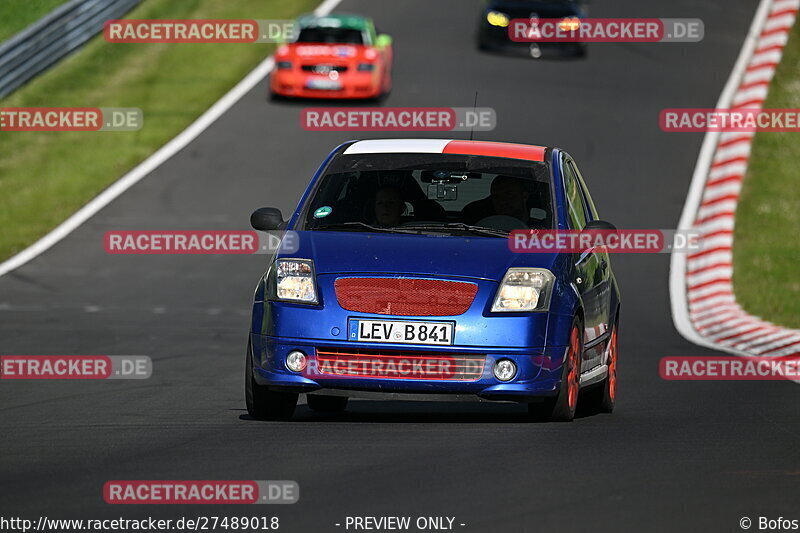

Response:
(0, 0), (344, 278)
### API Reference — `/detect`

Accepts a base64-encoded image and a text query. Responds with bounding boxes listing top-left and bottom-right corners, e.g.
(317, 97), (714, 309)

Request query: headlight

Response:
(357, 63), (375, 71)
(276, 61), (292, 70)
(559, 17), (581, 31)
(491, 268), (555, 312)
(275, 259), (317, 304)
(486, 10), (510, 27)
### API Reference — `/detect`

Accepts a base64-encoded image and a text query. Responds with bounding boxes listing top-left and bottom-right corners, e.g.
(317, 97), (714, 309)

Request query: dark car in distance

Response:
(477, 0), (588, 58)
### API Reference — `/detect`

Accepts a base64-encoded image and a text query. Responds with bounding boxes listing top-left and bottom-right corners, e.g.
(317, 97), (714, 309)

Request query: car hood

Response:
(286, 230), (560, 281)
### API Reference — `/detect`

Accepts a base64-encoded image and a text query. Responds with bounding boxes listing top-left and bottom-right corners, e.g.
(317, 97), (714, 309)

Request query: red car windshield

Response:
(297, 27), (364, 44)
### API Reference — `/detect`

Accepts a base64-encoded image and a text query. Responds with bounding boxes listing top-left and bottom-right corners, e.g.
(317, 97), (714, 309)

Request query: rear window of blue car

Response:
(300, 153), (553, 234)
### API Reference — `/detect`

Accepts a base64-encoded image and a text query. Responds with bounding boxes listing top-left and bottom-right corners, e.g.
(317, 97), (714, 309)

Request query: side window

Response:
(366, 21), (377, 45)
(562, 159), (589, 230)
(569, 161), (599, 220)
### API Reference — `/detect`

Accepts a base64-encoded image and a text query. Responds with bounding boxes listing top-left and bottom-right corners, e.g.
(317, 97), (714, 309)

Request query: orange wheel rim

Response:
(567, 326), (580, 410)
(608, 328), (618, 400)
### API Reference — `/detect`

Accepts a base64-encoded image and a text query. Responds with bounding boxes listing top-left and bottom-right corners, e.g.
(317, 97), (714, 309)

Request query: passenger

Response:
(374, 187), (405, 227)
(490, 176), (529, 224)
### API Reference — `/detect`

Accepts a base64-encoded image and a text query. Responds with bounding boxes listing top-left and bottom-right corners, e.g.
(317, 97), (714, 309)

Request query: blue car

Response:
(246, 139), (620, 421)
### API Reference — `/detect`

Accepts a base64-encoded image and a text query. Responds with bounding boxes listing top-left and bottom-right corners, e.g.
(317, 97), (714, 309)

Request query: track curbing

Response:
(669, 0), (800, 364)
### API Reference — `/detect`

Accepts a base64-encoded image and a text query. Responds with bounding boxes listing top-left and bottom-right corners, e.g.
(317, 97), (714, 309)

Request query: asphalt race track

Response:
(1, 1), (798, 531)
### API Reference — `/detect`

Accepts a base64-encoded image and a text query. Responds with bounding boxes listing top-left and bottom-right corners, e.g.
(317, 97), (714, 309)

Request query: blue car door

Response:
(561, 155), (609, 371)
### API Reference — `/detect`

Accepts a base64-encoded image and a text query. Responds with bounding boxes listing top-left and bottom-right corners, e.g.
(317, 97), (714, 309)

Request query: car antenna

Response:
(469, 91), (478, 141)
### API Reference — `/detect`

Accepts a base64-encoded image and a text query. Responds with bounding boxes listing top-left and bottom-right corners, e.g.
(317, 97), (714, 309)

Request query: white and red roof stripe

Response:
(344, 139), (547, 162)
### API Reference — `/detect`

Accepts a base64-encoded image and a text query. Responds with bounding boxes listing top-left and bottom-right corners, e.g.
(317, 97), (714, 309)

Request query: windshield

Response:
(297, 27), (364, 44)
(300, 152), (553, 236)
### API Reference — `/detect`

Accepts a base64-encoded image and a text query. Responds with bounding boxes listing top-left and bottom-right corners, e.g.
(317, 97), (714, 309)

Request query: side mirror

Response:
(250, 207), (285, 231)
(375, 34), (392, 48)
(584, 219), (616, 231)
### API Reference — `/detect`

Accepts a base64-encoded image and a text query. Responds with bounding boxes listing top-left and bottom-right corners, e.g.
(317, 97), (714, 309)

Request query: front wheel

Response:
(582, 324), (618, 413)
(268, 88), (285, 102)
(245, 340), (298, 421)
(528, 316), (583, 422)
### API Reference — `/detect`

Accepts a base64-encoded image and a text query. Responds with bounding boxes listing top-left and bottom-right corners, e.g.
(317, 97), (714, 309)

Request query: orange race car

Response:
(270, 13), (393, 100)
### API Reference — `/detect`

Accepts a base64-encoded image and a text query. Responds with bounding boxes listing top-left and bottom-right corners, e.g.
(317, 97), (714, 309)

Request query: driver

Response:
(490, 176), (529, 224)
(373, 186), (405, 227)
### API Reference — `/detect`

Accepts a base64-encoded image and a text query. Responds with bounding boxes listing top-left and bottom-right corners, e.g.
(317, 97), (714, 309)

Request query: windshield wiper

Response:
(400, 223), (510, 238)
(312, 222), (423, 234)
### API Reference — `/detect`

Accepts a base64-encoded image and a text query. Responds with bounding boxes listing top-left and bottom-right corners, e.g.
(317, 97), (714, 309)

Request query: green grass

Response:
(0, 0), (69, 42)
(0, 0), (319, 261)
(732, 21), (800, 329)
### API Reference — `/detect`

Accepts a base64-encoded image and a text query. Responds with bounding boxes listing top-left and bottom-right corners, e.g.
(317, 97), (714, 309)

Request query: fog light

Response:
(493, 359), (517, 381)
(286, 350), (307, 372)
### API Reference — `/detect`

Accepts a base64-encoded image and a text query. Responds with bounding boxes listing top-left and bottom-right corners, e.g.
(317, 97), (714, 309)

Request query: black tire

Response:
(307, 394), (348, 412)
(476, 32), (492, 52)
(245, 340), (297, 421)
(528, 315), (583, 422)
(371, 72), (392, 103)
(372, 91), (387, 104)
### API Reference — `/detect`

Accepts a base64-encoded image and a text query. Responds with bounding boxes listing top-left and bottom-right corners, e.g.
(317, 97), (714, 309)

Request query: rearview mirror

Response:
(250, 207), (285, 231)
(375, 34), (392, 48)
(584, 219), (616, 231)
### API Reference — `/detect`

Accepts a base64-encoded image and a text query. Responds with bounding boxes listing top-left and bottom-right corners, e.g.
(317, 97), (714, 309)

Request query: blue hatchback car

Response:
(246, 139), (620, 421)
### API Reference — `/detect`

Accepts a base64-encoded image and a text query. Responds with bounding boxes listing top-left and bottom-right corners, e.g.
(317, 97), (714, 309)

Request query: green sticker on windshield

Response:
(314, 206), (333, 218)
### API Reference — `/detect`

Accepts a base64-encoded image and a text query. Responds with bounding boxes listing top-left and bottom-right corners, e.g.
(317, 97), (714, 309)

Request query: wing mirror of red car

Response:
(251, 207), (285, 231)
(375, 34), (393, 48)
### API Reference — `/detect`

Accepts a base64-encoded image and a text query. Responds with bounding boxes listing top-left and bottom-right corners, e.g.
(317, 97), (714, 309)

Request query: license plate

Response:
(306, 78), (342, 90)
(350, 319), (454, 346)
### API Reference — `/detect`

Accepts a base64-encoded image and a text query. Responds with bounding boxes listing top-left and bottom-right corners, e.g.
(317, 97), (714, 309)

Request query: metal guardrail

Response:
(0, 0), (141, 99)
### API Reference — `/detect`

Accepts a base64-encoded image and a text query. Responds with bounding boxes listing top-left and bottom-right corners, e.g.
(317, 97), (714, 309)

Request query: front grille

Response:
(301, 64), (349, 73)
(334, 278), (478, 316)
(315, 348), (486, 381)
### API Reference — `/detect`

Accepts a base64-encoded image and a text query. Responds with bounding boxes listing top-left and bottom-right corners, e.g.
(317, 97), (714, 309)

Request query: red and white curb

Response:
(670, 0), (800, 365)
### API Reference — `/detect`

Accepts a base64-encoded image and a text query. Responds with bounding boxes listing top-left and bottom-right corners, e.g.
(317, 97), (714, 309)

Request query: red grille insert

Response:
(334, 278), (478, 316)
(315, 348), (485, 381)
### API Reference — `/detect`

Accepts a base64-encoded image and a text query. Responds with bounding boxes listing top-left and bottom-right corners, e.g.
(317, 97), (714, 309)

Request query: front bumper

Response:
(270, 70), (382, 99)
(251, 334), (568, 402)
